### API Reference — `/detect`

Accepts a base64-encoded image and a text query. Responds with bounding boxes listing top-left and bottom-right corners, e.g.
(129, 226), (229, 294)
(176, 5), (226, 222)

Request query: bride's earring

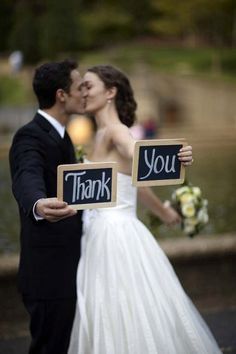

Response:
(107, 99), (111, 104)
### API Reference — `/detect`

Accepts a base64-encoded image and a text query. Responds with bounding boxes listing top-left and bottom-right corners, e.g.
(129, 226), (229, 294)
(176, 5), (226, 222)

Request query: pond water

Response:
(0, 142), (236, 254)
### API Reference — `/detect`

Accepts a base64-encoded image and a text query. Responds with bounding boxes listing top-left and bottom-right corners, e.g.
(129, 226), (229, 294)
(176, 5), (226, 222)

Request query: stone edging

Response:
(0, 233), (236, 277)
(159, 233), (236, 262)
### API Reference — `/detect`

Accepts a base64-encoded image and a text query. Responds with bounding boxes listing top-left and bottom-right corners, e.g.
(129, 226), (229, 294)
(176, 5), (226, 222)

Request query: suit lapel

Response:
(33, 112), (76, 163)
(63, 130), (76, 163)
(34, 113), (62, 145)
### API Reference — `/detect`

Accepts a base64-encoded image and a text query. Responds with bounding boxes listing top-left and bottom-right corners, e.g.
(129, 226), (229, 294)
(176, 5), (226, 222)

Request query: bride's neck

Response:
(95, 106), (120, 129)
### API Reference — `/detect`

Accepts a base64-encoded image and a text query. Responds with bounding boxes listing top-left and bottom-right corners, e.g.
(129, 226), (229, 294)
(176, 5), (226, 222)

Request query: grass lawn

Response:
(80, 43), (236, 79)
(1, 44), (236, 106)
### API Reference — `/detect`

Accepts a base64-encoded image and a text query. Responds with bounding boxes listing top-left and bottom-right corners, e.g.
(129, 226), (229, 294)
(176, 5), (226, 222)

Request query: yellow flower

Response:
(175, 186), (191, 197)
(171, 183), (209, 237)
(179, 193), (195, 204)
(181, 202), (196, 218)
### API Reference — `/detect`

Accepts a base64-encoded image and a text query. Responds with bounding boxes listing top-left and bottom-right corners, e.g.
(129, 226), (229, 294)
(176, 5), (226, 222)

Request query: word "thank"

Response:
(65, 171), (111, 202)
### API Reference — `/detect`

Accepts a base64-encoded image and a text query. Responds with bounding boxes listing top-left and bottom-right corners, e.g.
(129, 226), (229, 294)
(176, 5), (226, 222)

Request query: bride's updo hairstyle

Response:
(87, 65), (137, 127)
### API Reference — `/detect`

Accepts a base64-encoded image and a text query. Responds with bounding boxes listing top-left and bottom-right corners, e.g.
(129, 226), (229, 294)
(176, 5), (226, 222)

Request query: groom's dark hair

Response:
(33, 59), (78, 109)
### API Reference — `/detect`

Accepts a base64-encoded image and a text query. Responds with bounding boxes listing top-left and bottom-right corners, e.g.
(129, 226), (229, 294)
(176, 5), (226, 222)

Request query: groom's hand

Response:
(35, 197), (77, 222)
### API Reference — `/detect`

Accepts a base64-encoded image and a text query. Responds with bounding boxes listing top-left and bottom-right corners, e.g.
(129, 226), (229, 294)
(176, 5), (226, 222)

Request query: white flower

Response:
(184, 218), (197, 234)
(197, 208), (209, 224)
(181, 202), (196, 218)
(175, 186), (191, 197)
(179, 193), (195, 204)
(192, 186), (201, 198)
(202, 199), (208, 207)
(171, 183), (209, 237)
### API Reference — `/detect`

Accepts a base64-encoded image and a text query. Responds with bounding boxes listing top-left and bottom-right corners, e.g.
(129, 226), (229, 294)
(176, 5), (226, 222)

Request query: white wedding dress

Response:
(68, 172), (222, 354)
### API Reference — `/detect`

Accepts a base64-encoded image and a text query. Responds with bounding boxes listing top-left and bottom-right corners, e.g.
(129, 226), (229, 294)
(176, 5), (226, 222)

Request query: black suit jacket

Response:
(9, 113), (82, 299)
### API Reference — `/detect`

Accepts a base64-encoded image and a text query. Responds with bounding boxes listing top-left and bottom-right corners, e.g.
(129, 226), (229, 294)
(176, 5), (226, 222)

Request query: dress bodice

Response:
(82, 172), (137, 231)
(106, 172), (137, 213)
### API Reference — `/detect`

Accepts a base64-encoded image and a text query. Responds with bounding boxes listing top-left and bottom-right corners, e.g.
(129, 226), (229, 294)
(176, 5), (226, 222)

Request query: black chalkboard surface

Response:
(57, 162), (117, 209)
(132, 139), (187, 186)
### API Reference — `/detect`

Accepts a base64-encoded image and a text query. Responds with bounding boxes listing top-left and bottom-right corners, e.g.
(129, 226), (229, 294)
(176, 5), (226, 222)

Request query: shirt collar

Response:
(37, 109), (65, 138)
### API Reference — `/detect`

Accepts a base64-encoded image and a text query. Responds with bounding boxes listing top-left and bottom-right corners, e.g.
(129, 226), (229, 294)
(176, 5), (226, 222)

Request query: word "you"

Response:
(140, 148), (176, 180)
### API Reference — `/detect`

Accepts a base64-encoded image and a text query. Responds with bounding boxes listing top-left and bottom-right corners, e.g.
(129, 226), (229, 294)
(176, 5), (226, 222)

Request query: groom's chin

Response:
(76, 107), (86, 115)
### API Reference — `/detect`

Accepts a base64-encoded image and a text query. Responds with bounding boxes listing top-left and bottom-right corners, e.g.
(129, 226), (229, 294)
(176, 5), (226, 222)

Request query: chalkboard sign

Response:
(132, 139), (187, 187)
(57, 162), (117, 209)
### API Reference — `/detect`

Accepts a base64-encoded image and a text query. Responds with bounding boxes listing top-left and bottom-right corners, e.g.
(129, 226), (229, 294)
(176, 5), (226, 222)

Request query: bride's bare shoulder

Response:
(106, 123), (131, 138)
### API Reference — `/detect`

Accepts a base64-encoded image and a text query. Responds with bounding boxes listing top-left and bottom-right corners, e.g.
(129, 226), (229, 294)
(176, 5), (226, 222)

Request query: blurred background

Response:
(0, 0), (236, 352)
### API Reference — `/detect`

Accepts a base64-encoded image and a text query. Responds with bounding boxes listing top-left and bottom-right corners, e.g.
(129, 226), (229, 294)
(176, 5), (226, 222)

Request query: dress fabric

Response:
(68, 172), (222, 354)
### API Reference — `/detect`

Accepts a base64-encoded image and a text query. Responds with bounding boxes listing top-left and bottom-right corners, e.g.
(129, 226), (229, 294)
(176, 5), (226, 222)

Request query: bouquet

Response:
(171, 183), (209, 237)
(75, 145), (86, 163)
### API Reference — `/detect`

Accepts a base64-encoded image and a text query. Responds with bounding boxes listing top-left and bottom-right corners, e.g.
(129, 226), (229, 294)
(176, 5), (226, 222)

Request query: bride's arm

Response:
(110, 124), (192, 225)
(138, 187), (181, 226)
(109, 125), (135, 160)
(110, 125), (193, 165)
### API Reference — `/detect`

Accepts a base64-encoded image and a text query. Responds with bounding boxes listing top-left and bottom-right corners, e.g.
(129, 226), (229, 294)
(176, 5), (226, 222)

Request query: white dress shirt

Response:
(37, 109), (65, 138)
(33, 110), (66, 220)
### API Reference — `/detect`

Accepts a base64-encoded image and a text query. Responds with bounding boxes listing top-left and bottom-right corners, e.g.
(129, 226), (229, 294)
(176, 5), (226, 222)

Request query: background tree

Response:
(8, 0), (42, 64)
(4, 0), (236, 65)
(0, 0), (14, 52)
(150, 0), (236, 46)
(39, 0), (81, 60)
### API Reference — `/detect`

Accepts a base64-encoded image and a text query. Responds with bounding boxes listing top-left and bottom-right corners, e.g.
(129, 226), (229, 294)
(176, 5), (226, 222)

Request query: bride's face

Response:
(82, 72), (111, 114)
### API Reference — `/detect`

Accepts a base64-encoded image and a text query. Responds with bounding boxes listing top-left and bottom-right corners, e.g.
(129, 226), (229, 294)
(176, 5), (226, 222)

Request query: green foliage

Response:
(0, 0), (14, 51)
(220, 49), (236, 74)
(0, 75), (30, 105)
(1, 45), (236, 108)
(2, 0), (236, 64)
(80, 45), (224, 76)
(150, 0), (236, 45)
(39, 0), (81, 59)
(79, 6), (133, 48)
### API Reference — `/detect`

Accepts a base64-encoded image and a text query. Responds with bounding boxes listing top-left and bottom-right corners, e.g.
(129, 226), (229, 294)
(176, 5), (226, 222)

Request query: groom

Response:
(9, 59), (84, 354)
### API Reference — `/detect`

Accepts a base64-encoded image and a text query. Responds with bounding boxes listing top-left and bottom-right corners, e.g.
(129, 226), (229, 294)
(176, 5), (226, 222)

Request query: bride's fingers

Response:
(179, 156), (194, 162)
(178, 151), (192, 158)
(178, 146), (192, 157)
(179, 145), (192, 152)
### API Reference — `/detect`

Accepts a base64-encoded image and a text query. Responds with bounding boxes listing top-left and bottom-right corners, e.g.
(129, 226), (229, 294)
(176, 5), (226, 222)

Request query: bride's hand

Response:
(160, 201), (181, 226)
(178, 145), (193, 166)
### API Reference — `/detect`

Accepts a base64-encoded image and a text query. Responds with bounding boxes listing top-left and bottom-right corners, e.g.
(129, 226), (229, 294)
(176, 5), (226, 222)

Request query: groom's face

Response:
(64, 69), (85, 115)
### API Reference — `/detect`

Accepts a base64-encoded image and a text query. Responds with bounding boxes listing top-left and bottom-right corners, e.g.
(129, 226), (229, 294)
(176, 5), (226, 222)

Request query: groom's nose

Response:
(80, 85), (88, 98)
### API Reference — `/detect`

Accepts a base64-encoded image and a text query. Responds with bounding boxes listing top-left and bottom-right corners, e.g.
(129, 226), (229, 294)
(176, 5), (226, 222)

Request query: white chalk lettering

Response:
(65, 171), (86, 203)
(140, 148), (176, 180)
(165, 155), (176, 173)
(154, 155), (165, 174)
(64, 170), (111, 202)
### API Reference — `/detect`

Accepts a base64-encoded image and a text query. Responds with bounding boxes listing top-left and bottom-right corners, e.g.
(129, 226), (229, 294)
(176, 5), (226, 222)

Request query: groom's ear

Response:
(56, 89), (66, 103)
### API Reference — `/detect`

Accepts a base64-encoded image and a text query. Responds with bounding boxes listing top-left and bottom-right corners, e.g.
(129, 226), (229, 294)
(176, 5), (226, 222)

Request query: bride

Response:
(68, 65), (221, 354)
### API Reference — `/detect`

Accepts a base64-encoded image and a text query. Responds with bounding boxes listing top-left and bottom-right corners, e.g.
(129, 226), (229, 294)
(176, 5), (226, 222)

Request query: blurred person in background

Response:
(9, 50), (23, 73)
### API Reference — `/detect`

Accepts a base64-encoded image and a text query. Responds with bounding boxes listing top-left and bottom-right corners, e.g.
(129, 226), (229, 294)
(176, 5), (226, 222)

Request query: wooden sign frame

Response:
(57, 162), (117, 210)
(132, 138), (187, 187)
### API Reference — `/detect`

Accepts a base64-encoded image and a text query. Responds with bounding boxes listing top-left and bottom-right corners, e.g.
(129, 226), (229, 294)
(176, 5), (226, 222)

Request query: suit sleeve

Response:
(9, 128), (47, 218)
